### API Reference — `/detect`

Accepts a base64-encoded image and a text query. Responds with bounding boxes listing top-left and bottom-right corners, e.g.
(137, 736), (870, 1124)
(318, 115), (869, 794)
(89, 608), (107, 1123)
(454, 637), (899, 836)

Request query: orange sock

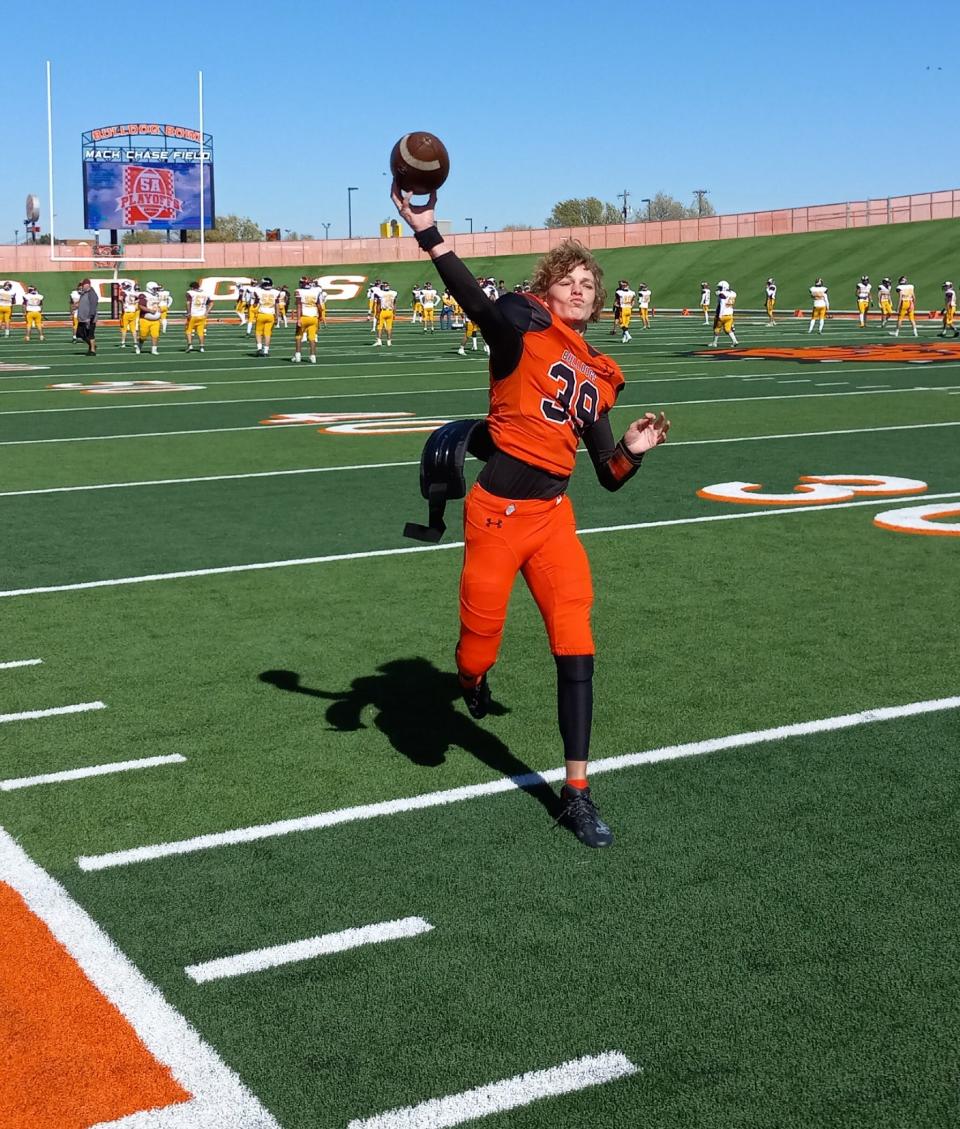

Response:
(566, 778), (589, 790)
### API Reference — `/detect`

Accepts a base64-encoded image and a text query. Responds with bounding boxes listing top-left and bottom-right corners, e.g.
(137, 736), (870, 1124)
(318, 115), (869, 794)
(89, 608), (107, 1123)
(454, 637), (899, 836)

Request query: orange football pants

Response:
(456, 483), (594, 680)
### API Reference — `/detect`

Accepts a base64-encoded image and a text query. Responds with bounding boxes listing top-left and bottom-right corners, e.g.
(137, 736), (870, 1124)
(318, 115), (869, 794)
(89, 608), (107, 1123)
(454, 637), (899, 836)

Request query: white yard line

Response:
(345, 1052), (639, 1129)
(0, 700), (106, 723)
(185, 917), (433, 985)
(76, 694), (960, 872)
(5, 419), (959, 500)
(0, 830), (280, 1129)
(0, 657), (43, 669)
(0, 753), (185, 792)
(5, 490), (960, 603)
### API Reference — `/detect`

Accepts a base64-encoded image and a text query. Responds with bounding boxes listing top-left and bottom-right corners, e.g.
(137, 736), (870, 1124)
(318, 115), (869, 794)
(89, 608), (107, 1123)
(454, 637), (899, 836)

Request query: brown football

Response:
(389, 132), (450, 195)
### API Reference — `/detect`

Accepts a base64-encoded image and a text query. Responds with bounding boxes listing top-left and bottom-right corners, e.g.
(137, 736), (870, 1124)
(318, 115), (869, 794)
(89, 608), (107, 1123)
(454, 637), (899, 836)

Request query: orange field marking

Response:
(0, 881), (190, 1128)
(695, 340), (960, 364)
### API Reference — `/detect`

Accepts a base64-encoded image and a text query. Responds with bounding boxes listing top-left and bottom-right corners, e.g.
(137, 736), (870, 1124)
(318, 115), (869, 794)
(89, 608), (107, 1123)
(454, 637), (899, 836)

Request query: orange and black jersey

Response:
(433, 250), (643, 498)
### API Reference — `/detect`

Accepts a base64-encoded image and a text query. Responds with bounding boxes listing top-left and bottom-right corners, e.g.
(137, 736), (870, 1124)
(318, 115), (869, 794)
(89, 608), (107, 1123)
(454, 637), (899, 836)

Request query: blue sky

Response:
(4, 2), (952, 242)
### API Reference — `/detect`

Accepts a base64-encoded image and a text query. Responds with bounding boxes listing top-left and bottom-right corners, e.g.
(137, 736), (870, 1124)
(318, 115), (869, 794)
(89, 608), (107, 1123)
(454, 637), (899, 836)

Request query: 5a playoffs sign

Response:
(120, 167), (182, 224)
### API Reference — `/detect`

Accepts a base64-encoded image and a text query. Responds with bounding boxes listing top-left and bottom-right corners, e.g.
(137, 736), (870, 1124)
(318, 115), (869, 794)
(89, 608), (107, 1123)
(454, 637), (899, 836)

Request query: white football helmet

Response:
(146, 281), (160, 293)
(718, 280), (730, 290)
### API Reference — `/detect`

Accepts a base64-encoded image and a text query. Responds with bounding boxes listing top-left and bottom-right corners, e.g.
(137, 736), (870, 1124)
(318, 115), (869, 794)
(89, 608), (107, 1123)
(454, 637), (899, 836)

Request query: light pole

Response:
(322, 222), (331, 239)
(465, 217), (473, 234)
(693, 189), (709, 217)
(347, 187), (358, 238)
(641, 198), (651, 221)
(617, 189), (630, 231)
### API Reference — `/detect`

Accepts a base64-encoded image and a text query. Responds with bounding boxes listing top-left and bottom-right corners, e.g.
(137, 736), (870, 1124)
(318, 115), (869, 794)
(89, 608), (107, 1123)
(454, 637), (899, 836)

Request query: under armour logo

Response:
(485, 518), (503, 528)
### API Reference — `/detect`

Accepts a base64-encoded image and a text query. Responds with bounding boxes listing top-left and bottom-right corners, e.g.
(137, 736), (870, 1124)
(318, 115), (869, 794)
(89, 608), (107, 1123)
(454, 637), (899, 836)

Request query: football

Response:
(389, 132), (450, 195)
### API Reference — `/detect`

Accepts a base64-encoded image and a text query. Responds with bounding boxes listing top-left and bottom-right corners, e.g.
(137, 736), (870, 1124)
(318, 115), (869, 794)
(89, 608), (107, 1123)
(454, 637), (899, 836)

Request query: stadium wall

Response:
(2, 189), (959, 273)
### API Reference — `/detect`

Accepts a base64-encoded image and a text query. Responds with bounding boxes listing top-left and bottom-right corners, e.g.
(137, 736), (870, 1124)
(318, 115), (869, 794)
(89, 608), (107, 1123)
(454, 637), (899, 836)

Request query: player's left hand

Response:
(624, 411), (670, 454)
(391, 180), (438, 233)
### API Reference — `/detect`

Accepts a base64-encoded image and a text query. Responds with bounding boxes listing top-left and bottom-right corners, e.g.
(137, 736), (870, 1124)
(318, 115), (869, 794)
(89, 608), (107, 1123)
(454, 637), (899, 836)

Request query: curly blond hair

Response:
(529, 239), (606, 322)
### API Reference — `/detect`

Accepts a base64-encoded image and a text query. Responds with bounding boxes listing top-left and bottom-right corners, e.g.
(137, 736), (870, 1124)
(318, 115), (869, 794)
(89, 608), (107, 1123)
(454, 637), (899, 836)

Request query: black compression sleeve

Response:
(431, 251), (523, 371)
(583, 413), (644, 492)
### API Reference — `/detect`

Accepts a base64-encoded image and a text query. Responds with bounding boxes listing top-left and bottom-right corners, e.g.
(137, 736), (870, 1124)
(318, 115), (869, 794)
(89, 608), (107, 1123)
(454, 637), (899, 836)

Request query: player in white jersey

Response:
(119, 281), (140, 347)
(615, 283), (635, 343)
(420, 283), (439, 332)
(637, 284), (652, 328)
(184, 283), (213, 352)
(709, 282), (738, 347)
(292, 276), (321, 363)
(411, 285), (424, 323)
(764, 279), (777, 326)
(0, 280), (15, 336)
(939, 282), (958, 338)
(69, 285), (82, 340)
(23, 286), (45, 342)
(855, 276), (872, 328)
(253, 277), (281, 355)
(892, 276), (917, 337)
(316, 283), (328, 328)
(158, 287), (172, 332)
(136, 282), (163, 354)
(373, 282), (398, 346)
(877, 278), (893, 327)
(243, 283), (259, 336)
(808, 279), (829, 334)
(699, 282), (711, 324)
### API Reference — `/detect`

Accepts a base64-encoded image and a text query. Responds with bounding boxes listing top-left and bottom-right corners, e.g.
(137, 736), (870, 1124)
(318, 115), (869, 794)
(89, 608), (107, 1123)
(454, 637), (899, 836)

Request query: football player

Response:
(136, 282), (163, 354)
(292, 275), (320, 363)
(877, 277), (893, 327)
(855, 276), (872, 328)
(69, 282), (82, 341)
(637, 283), (652, 328)
(808, 278), (829, 334)
(440, 288), (455, 330)
(411, 284), (424, 324)
(394, 181), (670, 849)
(0, 281), (14, 336)
(254, 277), (281, 355)
(244, 282), (259, 336)
(373, 281), (397, 346)
(316, 281), (328, 328)
(709, 281), (738, 347)
(158, 285), (172, 332)
(278, 284), (290, 328)
(892, 276), (917, 337)
(764, 278), (777, 326)
(615, 280), (634, 343)
(939, 281), (958, 338)
(420, 282), (439, 332)
(23, 285), (44, 342)
(119, 281), (140, 347)
(184, 282), (213, 352)
(609, 282), (623, 335)
(699, 281), (711, 325)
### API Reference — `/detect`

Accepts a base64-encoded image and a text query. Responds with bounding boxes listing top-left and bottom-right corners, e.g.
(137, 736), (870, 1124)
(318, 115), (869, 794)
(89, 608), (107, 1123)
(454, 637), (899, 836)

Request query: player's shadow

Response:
(259, 658), (560, 817)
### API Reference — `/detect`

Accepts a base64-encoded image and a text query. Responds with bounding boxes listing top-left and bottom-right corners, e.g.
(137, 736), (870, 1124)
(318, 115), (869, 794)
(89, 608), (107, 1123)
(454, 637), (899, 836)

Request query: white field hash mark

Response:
(76, 694), (960, 872)
(185, 916), (433, 984)
(345, 1051), (639, 1129)
(0, 829), (280, 1129)
(0, 657), (43, 669)
(0, 753), (185, 792)
(0, 700), (105, 724)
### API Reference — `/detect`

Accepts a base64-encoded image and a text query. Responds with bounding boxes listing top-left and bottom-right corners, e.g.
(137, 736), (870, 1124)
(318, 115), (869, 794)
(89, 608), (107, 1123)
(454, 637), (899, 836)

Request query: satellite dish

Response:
(25, 194), (40, 222)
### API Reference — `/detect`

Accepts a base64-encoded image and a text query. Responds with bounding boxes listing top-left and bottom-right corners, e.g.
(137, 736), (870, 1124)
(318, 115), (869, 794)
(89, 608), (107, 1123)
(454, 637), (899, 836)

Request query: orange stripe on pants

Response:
(456, 483), (594, 679)
(0, 881), (190, 1128)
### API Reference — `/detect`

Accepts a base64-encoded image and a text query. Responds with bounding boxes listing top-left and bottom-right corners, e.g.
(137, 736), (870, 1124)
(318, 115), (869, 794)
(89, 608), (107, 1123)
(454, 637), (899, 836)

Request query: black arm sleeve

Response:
(583, 412), (644, 492)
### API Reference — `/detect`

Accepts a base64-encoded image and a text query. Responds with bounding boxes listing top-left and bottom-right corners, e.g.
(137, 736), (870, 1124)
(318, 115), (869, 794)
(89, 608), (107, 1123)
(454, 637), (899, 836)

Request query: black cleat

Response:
(556, 785), (614, 848)
(461, 674), (491, 720)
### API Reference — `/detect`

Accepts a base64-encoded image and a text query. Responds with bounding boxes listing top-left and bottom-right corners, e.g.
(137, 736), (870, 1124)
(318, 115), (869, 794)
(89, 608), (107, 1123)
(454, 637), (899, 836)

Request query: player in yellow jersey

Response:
(877, 277), (893, 327)
(892, 276), (917, 337)
(119, 281), (140, 347)
(855, 276), (872, 328)
(420, 283), (439, 332)
(0, 280), (14, 336)
(23, 286), (45, 342)
(808, 278), (829, 333)
(764, 279), (777, 326)
(699, 281), (711, 324)
(939, 282), (958, 338)
(615, 282), (635, 343)
(637, 283), (652, 328)
(373, 282), (397, 346)
(184, 283), (213, 352)
(69, 284), (81, 340)
(136, 282), (163, 354)
(292, 276), (320, 363)
(253, 277), (281, 355)
(709, 281), (738, 347)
